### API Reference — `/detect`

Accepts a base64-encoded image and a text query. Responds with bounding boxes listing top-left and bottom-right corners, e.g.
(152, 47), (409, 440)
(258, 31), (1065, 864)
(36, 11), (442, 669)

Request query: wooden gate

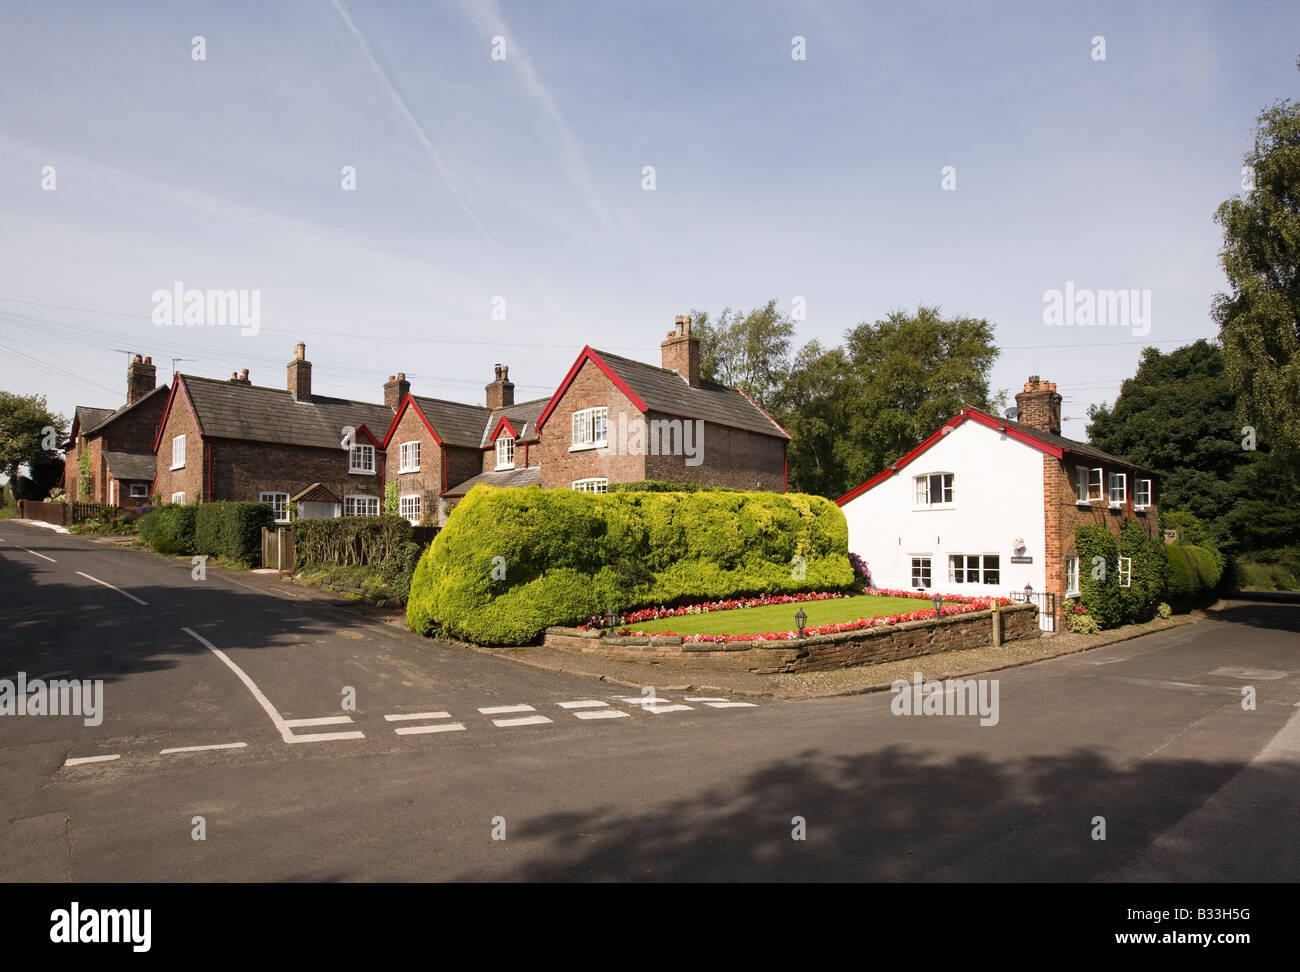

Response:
(261, 527), (294, 571)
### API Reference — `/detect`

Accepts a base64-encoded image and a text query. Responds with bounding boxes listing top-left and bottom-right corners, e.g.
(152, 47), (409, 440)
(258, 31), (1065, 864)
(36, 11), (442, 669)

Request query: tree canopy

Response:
(0, 390), (66, 488)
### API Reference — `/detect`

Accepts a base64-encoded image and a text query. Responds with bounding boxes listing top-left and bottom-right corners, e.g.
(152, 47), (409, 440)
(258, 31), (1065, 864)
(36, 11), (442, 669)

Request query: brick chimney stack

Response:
(661, 314), (700, 387)
(1014, 375), (1062, 435)
(127, 354), (156, 404)
(287, 342), (312, 402)
(385, 372), (411, 412)
(229, 369), (251, 385)
(486, 363), (514, 409)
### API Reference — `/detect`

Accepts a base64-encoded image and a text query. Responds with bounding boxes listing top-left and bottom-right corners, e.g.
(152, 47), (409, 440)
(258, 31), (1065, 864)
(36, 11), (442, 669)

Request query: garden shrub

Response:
(407, 484), (854, 645)
(1118, 518), (1165, 625)
(609, 480), (742, 493)
(292, 515), (423, 601)
(195, 502), (275, 567)
(1074, 524), (1122, 628)
(153, 505), (197, 555)
(1166, 542), (1222, 606)
(1157, 602), (1172, 619)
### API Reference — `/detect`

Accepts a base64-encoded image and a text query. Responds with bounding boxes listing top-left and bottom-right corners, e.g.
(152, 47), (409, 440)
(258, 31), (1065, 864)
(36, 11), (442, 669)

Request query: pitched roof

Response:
(535, 347), (790, 440)
(442, 465), (541, 497)
(71, 406), (113, 437)
(836, 406), (1159, 506)
(84, 384), (170, 436)
(409, 396), (492, 448)
(174, 375), (392, 449)
(102, 450), (157, 482)
(482, 397), (549, 446)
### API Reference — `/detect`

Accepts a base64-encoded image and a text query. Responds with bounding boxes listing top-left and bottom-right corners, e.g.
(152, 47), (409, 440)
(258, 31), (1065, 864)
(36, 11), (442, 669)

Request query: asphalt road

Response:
(1, 518), (1297, 882)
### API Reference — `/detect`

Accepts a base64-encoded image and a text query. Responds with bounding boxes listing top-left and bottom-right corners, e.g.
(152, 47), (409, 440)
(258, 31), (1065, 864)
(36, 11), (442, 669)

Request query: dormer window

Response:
(496, 436), (515, 470)
(349, 443), (375, 474)
(913, 472), (953, 507)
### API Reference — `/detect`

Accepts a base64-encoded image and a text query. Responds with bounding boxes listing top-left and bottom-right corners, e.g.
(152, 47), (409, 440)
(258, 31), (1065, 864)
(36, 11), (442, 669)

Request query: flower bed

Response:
(583, 588), (1012, 643)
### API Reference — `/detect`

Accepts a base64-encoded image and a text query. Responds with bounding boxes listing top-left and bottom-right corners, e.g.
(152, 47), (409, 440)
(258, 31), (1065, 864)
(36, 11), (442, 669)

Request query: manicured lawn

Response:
(619, 594), (927, 637)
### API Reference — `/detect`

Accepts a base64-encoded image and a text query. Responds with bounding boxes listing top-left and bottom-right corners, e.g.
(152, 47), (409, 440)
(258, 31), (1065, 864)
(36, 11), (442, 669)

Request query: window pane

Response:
(948, 555), (962, 583)
(942, 474), (953, 503)
(983, 555), (1000, 585)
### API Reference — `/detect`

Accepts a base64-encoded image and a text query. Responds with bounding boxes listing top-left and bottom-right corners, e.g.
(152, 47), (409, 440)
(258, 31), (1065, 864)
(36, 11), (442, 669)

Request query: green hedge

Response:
(1166, 543), (1222, 603)
(139, 502), (271, 564)
(1075, 524), (1122, 628)
(1118, 518), (1166, 625)
(609, 480), (742, 493)
(291, 515), (423, 601)
(407, 484), (854, 645)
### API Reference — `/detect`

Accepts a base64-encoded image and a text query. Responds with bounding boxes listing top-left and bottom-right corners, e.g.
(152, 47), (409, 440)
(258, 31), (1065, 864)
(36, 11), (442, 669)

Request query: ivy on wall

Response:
(1075, 519), (1168, 629)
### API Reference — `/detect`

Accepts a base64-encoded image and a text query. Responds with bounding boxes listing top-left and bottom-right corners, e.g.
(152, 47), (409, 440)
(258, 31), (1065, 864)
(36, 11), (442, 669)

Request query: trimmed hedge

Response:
(1075, 519), (1167, 628)
(1166, 543), (1223, 604)
(407, 484), (854, 645)
(609, 480), (742, 493)
(292, 515), (423, 601)
(139, 502), (271, 564)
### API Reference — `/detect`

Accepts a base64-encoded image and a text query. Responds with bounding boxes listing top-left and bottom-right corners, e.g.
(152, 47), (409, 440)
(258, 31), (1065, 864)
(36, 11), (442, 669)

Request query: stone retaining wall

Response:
(543, 602), (1039, 674)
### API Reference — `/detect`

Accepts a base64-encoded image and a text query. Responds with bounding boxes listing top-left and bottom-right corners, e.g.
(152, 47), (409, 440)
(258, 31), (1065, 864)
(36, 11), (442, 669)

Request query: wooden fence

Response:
(19, 500), (120, 526)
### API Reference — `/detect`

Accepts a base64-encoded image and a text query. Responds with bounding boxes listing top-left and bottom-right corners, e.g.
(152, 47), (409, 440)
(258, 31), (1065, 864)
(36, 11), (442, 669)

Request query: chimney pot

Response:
(384, 371), (411, 412)
(661, 313), (701, 387)
(486, 363), (514, 409)
(126, 352), (158, 405)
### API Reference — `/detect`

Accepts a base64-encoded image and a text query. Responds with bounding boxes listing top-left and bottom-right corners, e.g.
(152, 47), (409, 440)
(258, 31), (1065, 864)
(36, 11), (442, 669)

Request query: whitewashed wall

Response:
(840, 420), (1047, 598)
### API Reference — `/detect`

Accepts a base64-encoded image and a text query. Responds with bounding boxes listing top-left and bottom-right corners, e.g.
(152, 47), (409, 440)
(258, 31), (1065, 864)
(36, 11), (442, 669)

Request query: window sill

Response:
(170, 464), (185, 471)
(349, 469), (377, 476)
(569, 442), (607, 453)
(398, 468), (419, 475)
(911, 503), (955, 512)
(494, 464), (515, 472)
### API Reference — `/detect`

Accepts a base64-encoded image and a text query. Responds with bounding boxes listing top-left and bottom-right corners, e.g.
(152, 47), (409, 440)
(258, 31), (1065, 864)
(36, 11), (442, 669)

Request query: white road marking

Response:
(643, 704), (694, 713)
(479, 704), (536, 715)
(395, 723), (467, 735)
(160, 742), (248, 755)
(75, 571), (147, 605)
(284, 716), (354, 728)
(17, 546), (56, 563)
(684, 697), (730, 702)
(557, 700), (609, 709)
(64, 754), (119, 766)
(702, 701), (757, 708)
(492, 715), (553, 727)
(385, 711), (451, 722)
(182, 627), (365, 744)
(574, 709), (630, 720)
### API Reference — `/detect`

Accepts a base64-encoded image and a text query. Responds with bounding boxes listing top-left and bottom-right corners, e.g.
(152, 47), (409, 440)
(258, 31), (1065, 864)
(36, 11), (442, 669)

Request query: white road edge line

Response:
(160, 742), (248, 755)
(75, 571), (147, 605)
(384, 711), (451, 722)
(479, 704), (535, 715)
(19, 546), (56, 563)
(65, 754), (119, 766)
(181, 627), (365, 744)
(395, 723), (466, 735)
(703, 701), (757, 708)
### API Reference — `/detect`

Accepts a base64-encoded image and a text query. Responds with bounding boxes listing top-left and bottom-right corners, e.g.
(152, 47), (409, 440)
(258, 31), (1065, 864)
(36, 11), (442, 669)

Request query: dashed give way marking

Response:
(479, 704), (553, 727)
(182, 627), (364, 744)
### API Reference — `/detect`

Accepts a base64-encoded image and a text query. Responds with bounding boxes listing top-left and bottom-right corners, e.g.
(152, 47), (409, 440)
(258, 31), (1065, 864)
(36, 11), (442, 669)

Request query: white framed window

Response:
(130, 483), (148, 498)
(1135, 479), (1152, 509)
(911, 556), (932, 589)
(1108, 471), (1127, 507)
(913, 472), (954, 506)
(572, 478), (608, 494)
(171, 491), (186, 505)
(571, 407), (608, 449)
(349, 443), (375, 474)
(1077, 466), (1103, 503)
(1118, 556), (1132, 588)
(1066, 556), (1080, 596)
(948, 554), (1000, 585)
(399, 494), (421, 525)
(344, 495), (380, 517)
(496, 436), (515, 470)
(260, 491), (289, 522)
(398, 441), (420, 473)
(171, 434), (186, 470)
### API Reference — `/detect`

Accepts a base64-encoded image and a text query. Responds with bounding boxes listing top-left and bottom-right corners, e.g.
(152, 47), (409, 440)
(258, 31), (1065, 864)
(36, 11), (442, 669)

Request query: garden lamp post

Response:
(931, 594), (944, 615)
(604, 607), (619, 634)
(795, 608), (807, 639)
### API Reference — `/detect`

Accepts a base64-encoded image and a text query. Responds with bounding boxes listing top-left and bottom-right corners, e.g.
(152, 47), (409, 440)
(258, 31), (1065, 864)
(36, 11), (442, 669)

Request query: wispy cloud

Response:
(328, 0), (497, 247)
(453, 0), (615, 232)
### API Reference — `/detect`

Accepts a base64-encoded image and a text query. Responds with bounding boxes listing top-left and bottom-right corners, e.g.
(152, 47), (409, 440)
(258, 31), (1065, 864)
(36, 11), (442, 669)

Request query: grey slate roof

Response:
(180, 375), (394, 450)
(481, 397), (549, 446)
(970, 408), (1157, 474)
(72, 406), (113, 437)
(593, 349), (790, 440)
(84, 384), (170, 436)
(102, 451), (157, 482)
(411, 396), (492, 449)
(443, 465), (541, 497)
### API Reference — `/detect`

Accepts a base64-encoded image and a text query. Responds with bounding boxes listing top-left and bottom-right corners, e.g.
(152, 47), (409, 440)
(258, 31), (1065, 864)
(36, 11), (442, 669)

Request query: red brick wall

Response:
(207, 438), (385, 510)
(537, 359), (647, 489)
(387, 406), (446, 521)
(102, 393), (167, 454)
(151, 388), (205, 503)
(1043, 455), (1160, 625)
(643, 414), (786, 491)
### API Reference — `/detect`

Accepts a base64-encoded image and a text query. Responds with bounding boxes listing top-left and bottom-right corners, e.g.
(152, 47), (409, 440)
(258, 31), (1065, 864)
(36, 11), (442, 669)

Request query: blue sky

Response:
(1, 0), (1296, 440)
